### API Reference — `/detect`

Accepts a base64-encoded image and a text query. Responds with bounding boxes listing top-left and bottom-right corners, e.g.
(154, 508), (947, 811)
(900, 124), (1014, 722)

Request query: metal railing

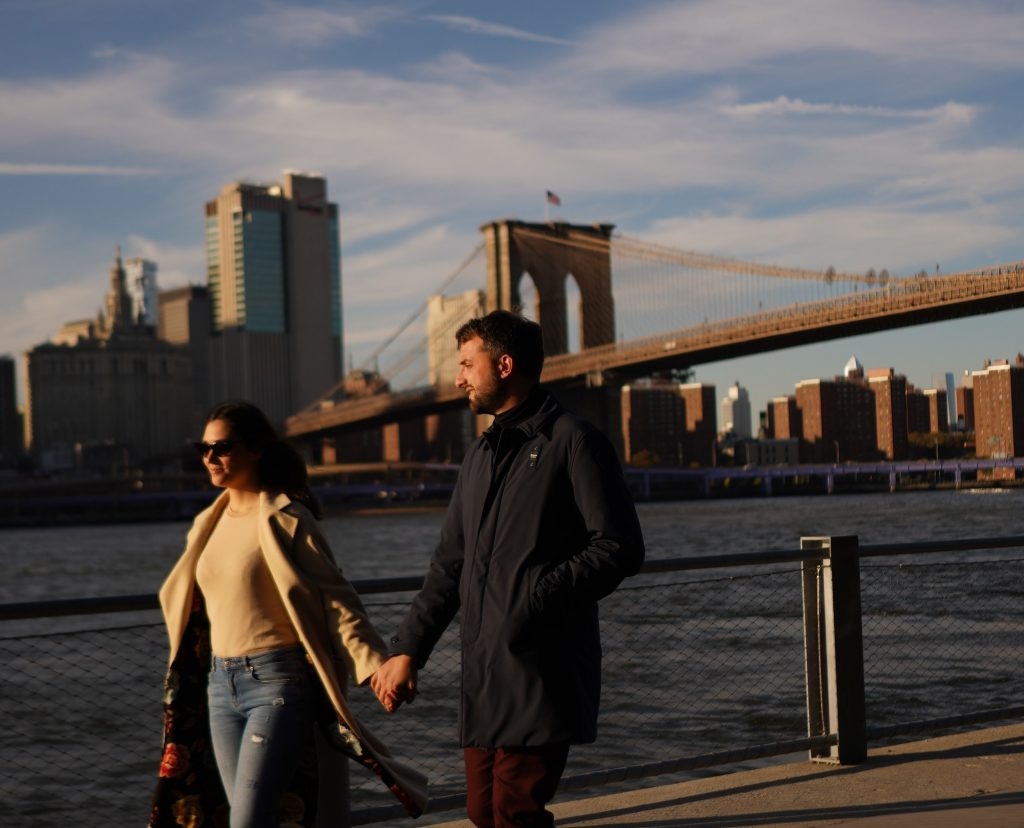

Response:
(1, 536), (1022, 826)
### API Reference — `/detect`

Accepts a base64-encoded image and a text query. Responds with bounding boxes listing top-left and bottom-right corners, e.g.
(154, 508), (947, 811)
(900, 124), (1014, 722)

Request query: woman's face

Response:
(198, 418), (261, 492)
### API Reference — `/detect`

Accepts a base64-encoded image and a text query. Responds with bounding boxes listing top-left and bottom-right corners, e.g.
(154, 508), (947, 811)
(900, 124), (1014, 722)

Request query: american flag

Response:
(545, 190), (561, 207)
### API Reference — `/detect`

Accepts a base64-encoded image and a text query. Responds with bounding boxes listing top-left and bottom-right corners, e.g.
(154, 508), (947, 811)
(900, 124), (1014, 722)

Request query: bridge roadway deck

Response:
(287, 264), (1024, 439)
(414, 722), (1024, 827)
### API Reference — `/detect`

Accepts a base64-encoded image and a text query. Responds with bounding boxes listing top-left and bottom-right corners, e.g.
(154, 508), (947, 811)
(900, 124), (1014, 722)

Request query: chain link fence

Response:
(860, 553), (1024, 734)
(2, 547), (1022, 826)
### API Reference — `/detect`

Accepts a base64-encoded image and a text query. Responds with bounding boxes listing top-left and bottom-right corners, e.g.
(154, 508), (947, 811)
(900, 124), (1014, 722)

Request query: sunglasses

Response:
(192, 439), (241, 458)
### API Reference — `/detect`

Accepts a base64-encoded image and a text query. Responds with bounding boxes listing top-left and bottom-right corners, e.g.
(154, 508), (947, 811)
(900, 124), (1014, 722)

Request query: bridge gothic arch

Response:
(481, 220), (616, 357)
(516, 270), (539, 321)
(565, 272), (582, 353)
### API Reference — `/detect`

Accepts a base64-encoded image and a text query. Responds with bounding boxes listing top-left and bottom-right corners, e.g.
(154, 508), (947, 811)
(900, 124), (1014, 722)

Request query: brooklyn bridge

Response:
(285, 219), (1024, 458)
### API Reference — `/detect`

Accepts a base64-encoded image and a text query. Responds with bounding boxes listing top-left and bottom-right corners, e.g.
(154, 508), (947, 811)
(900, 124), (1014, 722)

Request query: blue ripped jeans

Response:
(208, 646), (315, 828)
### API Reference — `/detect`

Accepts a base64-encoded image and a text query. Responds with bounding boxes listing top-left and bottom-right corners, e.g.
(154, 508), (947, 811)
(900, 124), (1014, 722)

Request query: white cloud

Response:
(0, 276), (100, 362)
(0, 162), (160, 175)
(565, 0), (1024, 81)
(247, 5), (401, 45)
(642, 203), (1020, 274)
(339, 205), (438, 246)
(417, 51), (505, 80)
(722, 96), (980, 124)
(0, 57), (216, 163)
(123, 235), (204, 289)
(0, 26), (1011, 215)
(344, 223), (478, 306)
(0, 225), (117, 360)
(0, 271), (103, 405)
(90, 44), (120, 60)
(422, 14), (573, 46)
(2, 0), (1022, 383)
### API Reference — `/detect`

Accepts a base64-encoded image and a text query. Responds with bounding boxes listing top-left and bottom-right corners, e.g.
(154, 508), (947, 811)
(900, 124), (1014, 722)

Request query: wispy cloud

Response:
(340, 206), (440, 247)
(0, 225), (113, 359)
(2, 0), (1022, 376)
(422, 14), (572, 46)
(723, 96), (981, 124)
(563, 0), (1024, 86)
(91, 43), (120, 60)
(0, 162), (161, 175)
(247, 5), (401, 45)
(417, 51), (505, 80)
(643, 203), (1021, 274)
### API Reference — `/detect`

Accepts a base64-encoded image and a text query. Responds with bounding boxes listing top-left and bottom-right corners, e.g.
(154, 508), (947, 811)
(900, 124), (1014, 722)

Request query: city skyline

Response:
(13, 237), (1024, 429)
(2, 1), (1023, 420)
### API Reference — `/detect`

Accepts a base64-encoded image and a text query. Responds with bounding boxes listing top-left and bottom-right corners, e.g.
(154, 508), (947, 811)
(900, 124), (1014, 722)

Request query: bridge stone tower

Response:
(480, 220), (623, 456)
(480, 220), (616, 356)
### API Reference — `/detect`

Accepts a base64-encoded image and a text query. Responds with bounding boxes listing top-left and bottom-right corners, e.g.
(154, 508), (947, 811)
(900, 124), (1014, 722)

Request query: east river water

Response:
(5, 488), (1024, 603)
(2, 489), (1023, 826)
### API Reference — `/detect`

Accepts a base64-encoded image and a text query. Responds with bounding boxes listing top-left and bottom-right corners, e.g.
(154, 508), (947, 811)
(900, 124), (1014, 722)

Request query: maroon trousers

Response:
(463, 743), (570, 828)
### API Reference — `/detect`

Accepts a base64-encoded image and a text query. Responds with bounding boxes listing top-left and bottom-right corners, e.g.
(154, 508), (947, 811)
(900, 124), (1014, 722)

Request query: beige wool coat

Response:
(157, 489), (428, 820)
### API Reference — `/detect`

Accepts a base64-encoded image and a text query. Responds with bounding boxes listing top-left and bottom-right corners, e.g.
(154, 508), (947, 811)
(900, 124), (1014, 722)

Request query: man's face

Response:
(456, 336), (507, 414)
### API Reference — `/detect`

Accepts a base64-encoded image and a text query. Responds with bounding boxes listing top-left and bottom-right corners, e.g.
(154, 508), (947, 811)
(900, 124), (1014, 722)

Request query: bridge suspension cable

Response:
(513, 226), (895, 285)
(307, 217), (1024, 414)
(298, 243), (485, 414)
(357, 242), (485, 372)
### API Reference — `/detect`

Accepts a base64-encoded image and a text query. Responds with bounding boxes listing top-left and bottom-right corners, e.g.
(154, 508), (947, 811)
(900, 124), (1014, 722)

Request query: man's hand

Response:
(370, 654), (418, 713)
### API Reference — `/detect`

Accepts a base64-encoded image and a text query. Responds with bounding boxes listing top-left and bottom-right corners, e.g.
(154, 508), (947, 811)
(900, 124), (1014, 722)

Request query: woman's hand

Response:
(370, 655), (417, 713)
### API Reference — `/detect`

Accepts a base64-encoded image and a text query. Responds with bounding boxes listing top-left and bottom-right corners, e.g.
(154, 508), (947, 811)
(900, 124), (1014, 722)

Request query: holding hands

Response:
(371, 654), (418, 713)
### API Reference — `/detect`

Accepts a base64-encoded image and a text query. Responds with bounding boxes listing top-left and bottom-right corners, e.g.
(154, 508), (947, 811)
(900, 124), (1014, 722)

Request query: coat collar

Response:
(483, 387), (562, 444)
(259, 489), (299, 552)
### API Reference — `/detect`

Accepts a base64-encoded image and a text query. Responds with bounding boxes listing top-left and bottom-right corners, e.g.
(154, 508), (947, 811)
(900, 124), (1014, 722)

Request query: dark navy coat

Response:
(391, 390), (645, 747)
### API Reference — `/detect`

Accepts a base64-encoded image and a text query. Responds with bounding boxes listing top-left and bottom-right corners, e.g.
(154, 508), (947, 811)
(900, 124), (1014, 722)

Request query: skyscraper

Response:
(906, 386), (931, 433)
(795, 377), (875, 463)
(123, 257), (159, 327)
(867, 369), (908, 460)
(621, 380), (687, 465)
(680, 382), (717, 466)
(932, 372), (956, 428)
(205, 172), (342, 423)
(0, 355), (21, 468)
(924, 388), (949, 433)
(720, 381), (752, 438)
(956, 384), (975, 431)
(769, 395), (802, 440)
(619, 380), (717, 466)
(158, 285), (213, 430)
(972, 360), (1024, 461)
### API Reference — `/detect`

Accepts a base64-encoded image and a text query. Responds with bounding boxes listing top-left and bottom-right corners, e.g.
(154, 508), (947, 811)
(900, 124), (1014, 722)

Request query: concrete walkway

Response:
(425, 722), (1024, 827)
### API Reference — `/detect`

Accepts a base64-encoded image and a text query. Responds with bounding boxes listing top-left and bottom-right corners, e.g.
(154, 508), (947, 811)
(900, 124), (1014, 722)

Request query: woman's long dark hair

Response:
(205, 400), (322, 519)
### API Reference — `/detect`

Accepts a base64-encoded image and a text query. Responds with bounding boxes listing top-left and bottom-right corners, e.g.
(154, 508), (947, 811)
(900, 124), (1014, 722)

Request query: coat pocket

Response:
(508, 565), (549, 652)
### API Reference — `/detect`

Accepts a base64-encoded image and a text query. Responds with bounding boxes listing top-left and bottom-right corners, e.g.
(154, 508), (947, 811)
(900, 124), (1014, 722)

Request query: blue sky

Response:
(2, 0), (1023, 418)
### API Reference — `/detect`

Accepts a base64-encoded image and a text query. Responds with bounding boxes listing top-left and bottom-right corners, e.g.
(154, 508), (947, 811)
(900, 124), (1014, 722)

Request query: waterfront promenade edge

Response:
(425, 722), (1024, 827)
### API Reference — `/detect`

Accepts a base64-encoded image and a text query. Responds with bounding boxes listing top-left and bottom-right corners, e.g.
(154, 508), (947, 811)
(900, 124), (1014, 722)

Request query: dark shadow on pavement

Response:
(558, 733), (1024, 827)
(560, 791), (1024, 827)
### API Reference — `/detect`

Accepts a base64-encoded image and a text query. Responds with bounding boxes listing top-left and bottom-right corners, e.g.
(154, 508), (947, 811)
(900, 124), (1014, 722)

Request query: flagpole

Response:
(544, 194), (549, 223)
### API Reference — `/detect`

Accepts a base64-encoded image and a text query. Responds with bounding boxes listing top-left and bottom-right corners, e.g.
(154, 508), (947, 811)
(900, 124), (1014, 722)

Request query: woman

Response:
(149, 401), (427, 828)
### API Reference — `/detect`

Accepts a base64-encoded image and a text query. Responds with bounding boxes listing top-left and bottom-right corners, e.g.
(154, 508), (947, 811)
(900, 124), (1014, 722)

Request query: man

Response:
(372, 310), (644, 827)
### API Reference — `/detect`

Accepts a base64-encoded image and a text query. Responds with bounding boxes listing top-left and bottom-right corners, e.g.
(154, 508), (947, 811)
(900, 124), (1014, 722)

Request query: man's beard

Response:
(466, 372), (508, 415)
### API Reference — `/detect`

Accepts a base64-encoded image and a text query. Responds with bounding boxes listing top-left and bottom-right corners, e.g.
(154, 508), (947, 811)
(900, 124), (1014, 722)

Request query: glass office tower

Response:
(205, 172), (342, 423)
